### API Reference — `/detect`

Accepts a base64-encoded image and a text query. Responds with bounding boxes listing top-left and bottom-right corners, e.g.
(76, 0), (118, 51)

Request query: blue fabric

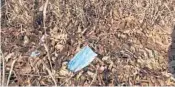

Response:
(68, 45), (97, 72)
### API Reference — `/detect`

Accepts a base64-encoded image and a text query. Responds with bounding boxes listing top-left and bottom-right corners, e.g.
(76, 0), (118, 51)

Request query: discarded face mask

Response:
(68, 45), (97, 72)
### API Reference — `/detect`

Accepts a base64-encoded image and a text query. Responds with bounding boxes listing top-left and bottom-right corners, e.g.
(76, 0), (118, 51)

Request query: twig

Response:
(90, 66), (99, 86)
(42, 0), (53, 71)
(43, 0), (48, 34)
(60, 73), (74, 86)
(6, 59), (17, 86)
(43, 44), (53, 71)
(164, 0), (174, 18)
(1, 51), (5, 86)
(41, 61), (57, 86)
(1, 0), (8, 85)
(16, 73), (49, 77)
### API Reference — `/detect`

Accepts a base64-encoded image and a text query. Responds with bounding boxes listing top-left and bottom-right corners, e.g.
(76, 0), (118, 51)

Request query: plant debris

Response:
(1, 0), (175, 86)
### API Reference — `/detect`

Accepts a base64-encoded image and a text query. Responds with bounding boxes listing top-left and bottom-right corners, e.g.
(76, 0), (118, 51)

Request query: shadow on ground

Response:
(168, 25), (175, 77)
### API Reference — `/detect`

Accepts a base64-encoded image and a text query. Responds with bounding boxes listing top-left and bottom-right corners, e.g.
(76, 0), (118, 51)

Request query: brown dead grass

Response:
(1, 0), (175, 86)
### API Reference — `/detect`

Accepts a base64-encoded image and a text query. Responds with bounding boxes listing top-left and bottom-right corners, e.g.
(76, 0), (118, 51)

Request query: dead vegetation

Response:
(1, 0), (175, 86)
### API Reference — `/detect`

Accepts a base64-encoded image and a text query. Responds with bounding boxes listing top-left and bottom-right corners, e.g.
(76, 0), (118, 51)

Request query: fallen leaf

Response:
(59, 62), (69, 76)
(59, 68), (69, 76)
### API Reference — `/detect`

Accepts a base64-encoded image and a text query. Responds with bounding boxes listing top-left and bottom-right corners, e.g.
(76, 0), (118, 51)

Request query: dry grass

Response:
(1, 0), (175, 86)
